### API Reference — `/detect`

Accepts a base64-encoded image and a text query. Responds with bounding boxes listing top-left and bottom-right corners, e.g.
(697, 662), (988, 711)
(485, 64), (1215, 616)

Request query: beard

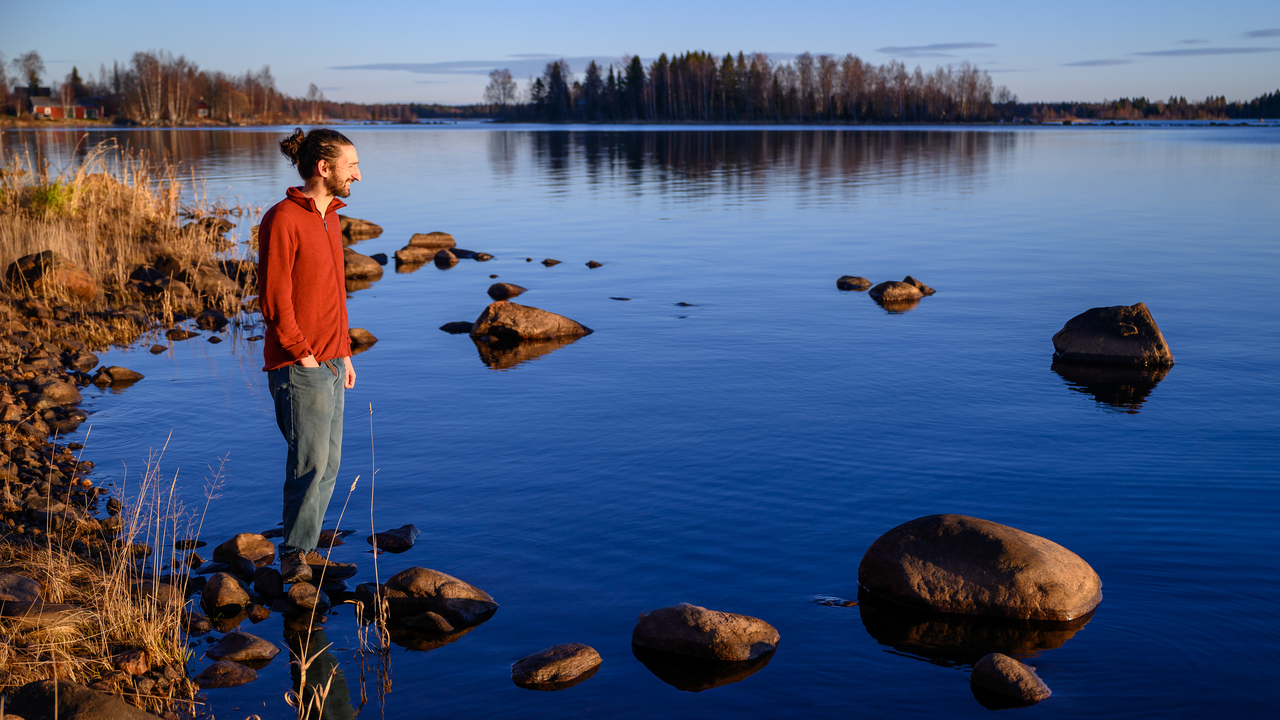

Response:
(324, 172), (351, 198)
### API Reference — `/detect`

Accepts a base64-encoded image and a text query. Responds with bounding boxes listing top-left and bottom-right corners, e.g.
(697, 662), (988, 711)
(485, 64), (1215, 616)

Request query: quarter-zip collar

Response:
(285, 185), (347, 218)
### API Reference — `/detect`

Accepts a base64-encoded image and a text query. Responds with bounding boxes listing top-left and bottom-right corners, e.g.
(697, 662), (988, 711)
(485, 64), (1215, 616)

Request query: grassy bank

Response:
(0, 143), (258, 716)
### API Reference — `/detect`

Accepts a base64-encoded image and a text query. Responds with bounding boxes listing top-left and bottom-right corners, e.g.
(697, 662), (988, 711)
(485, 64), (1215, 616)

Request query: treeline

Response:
(0, 49), (489, 125)
(490, 52), (1005, 123)
(1005, 91), (1280, 122)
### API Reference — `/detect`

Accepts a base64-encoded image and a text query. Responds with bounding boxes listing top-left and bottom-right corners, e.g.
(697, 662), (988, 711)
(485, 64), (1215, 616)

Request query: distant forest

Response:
(2, 48), (1276, 126)
(490, 53), (1280, 123)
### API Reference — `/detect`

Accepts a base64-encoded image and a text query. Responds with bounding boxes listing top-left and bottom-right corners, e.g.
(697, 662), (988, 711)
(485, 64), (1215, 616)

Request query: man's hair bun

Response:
(279, 127), (352, 181)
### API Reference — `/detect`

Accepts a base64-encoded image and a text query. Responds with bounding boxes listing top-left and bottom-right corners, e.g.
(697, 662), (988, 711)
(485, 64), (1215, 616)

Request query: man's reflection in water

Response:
(286, 627), (356, 720)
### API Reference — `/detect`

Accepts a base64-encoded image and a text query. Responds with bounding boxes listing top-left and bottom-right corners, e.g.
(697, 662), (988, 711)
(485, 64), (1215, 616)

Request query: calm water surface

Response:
(4, 124), (1278, 718)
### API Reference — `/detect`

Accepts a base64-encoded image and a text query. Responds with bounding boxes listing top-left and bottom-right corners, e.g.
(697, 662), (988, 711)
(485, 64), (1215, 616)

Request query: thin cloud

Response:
(1064, 59), (1134, 67)
(877, 42), (996, 57)
(1244, 28), (1280, 38)
(1134, 47), (1279, 57)
(1178, 39), (1209, 45)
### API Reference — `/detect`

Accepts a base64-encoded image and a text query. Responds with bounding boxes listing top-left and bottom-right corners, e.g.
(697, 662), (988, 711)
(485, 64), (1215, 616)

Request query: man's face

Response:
(322, 144), (361, 198)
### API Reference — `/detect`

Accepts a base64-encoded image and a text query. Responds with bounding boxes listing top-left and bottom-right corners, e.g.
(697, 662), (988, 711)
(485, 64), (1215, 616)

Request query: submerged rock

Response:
(439, 321), (474, 334)
(586, 260), (602, 268)
(195, 660), (258, 688)
(836, 275), (871, 291)
(1052, 303), (1173, 366)
(858, 514), (1101, 621)
(470, 302), (592, 342)
(512, 643), (602, 689)
(632, 603), (779, 662)
(970, 653), (1052, 704)
(541, 258), (561, 267)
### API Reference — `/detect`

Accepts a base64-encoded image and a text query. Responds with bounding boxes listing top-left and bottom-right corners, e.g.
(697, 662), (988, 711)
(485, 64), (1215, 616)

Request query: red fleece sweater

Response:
(258, 187), (351, 371)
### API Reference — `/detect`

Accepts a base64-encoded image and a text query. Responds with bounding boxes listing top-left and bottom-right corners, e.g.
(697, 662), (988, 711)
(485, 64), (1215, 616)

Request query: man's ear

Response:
(315, 159), (330, 178)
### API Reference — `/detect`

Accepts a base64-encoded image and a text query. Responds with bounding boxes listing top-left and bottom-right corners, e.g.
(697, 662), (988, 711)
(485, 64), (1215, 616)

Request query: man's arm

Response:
(343, 356), (356, 389)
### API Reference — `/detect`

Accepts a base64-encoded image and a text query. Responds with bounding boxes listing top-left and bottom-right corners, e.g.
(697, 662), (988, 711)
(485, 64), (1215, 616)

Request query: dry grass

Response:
(0, 445), (204, 716)
(0, 141), (259, 321)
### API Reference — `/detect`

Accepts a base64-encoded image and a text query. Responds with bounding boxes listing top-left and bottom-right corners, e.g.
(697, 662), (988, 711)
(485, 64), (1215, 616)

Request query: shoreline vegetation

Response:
(3, 48), (1277, 129)
(0, 144), (257, 717)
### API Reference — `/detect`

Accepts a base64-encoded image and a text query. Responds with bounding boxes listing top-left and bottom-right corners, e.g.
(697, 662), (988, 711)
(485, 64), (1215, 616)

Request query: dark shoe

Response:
(304, 551), (357, 581)
(280, 552), (313, 584)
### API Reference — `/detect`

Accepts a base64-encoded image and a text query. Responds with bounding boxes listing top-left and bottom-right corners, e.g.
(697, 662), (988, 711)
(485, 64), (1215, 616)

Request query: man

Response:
(258, 127), (361, 584)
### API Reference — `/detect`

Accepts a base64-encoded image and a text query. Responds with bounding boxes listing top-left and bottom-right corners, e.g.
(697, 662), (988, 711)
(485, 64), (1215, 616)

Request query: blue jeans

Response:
(268, 358), (345, 557)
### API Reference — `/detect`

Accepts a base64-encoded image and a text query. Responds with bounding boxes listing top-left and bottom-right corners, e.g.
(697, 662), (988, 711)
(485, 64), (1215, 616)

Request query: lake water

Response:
(4, 124), (1278, 718)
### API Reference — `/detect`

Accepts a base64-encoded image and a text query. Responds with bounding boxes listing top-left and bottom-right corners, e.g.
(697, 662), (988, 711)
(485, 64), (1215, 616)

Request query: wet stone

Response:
(194, 660), (258, 688)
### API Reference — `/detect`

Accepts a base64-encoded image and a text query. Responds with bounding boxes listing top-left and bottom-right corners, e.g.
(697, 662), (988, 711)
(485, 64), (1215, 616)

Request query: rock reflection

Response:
(471, 335), (581, 370)
(1052, 361), (1170, 413)
(394, 260), (425, 274)
(971, 682), (1043, 711)
(345, 279), (374, 293)
(858, 591), (1091, 667)
(873, 297), (922, 313)
(388, 623), (477, 652)
(632, 644), (773, 692)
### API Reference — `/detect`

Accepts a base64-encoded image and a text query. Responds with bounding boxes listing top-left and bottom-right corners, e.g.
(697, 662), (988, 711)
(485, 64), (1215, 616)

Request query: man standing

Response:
(259, 127), (361, 584)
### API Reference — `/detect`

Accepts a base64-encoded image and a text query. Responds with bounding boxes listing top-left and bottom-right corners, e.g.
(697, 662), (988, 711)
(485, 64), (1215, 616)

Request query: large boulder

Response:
(858, 514), (1102, 621)
(408, 231), (455, 249)
(9, 679), (161, 719)
(343, 247), (384, 280)
(632, 603), (779, 662)
(212, 533), (276, 568)
(470, 302), (592, 342)
(338, 215), (383, 242)
(207, 630), (281, 663)
(5, 251), (98, 303)
(376, 566), (498, 627)
(1051, 303), (1173, 366)
(512, 643), (602, 689)
(970, 652), (1052, 703)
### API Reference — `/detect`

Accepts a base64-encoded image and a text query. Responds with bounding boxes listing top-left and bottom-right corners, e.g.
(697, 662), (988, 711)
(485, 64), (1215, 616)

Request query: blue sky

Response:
(2, 0), (1277, 104)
